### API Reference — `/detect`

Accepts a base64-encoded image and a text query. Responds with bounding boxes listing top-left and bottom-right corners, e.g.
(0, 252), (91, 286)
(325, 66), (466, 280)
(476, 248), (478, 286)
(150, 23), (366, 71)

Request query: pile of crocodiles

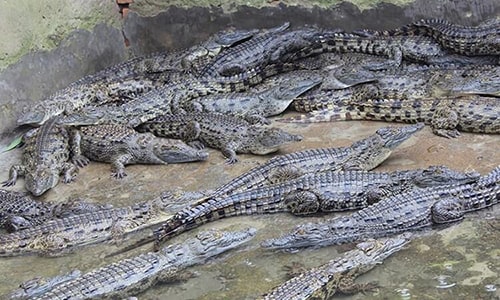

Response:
(0, 17), (498, 299)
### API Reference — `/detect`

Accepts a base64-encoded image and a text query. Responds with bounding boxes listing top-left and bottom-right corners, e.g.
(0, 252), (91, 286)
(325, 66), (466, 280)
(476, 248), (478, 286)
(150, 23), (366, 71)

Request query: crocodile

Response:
(0, 189), (110, 232)
(2, 117), (81, 196)
(183, 74), (322, 123)
(0, 191), (185, 257)
(16, 27), (263, 126)
(153, 166), (479, 245)
(59, 67), (269, 127)
(283, 94), (500, 138)
(296, 30), (485, 70)
(199, 23), (291, 77)
(72, 125), (208, 178)
(261, 235), (410, 300)
(8, 228), (256, 299)
(205, 123), (424, 199)
(136, 111), (303, 164)
(262, 166), (499, 250)
(354, 18), (500, 56)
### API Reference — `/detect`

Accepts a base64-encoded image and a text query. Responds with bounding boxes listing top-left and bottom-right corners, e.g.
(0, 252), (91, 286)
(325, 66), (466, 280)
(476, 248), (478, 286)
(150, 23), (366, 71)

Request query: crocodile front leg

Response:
(2, 165), (26, 187)
(69, 128), (90, 168)
(222, 141), (239, 164)
(431, 108), (460, 138)
(284, 190), (321, 215)
(111, 154), (133, 179)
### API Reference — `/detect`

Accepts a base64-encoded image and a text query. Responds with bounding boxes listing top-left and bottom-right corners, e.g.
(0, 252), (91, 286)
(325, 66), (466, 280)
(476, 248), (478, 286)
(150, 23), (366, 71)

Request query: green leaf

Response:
(1, 136), (23, 153)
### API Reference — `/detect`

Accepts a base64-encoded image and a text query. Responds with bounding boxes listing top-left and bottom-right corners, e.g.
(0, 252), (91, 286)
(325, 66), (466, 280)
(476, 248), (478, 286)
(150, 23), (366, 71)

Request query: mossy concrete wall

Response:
(0, 0), (499, 141)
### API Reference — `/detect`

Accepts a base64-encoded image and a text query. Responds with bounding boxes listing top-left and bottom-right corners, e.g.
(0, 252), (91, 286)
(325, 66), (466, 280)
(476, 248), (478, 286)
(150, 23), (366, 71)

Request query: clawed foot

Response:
(72, 155), (90, 168)
(62, 174), (76, 184)
(225, 157), (238, 165)
(112, 170), (127, 179)
(1, 178), (16, 187)
(433, 128), (460, 138)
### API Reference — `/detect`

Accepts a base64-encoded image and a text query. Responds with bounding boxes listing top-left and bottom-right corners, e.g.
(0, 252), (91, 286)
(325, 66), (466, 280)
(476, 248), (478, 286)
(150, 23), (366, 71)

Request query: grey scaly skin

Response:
(72, 125), (208, 178)
(2, 117), (80, 196)
(16, 27), (259, 126)
(136, 111), (303, 164)
(9, 228), (256, 300)
(261, 235), (410, 300)
(199, 22), (291, 77)
(206, 123), (424, 199)
(283, 94), (500, 138)
(153, 166), (478, 245)
(297, 30), (482, 70)
(7, 270), (82, 300)
(0, 192), (190, 257)
(0, 189), (110, 232)
(184, 75), (322, 123)
(262, 166), (499, 250)
(354, 18), (500, 56)
(59, 67), (268, 127)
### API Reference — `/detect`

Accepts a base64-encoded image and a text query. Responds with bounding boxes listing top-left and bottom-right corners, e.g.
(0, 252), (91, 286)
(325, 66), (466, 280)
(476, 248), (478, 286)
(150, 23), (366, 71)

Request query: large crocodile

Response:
(72, 125), (208, 178)
(184, 74), (322, 122)
(261, 235), (410, 300)
(0, 189), (110, 232)
(8, 228), (256, 299)
(205, 123), (424, 199)
(0, 191), (194, 257)
(153, 166), (479, 245)
(354, 18), (500, 56)
(283, 94), (500, 138)
(262, 166), (499, 250)
(2, 117), (80, 196)
(135, 109), (303, 159)
(136, 111), (303, 164)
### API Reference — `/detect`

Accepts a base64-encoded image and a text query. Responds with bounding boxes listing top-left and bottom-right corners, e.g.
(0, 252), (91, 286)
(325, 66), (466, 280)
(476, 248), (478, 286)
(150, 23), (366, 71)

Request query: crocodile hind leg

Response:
(431, 197), (464, 224)
(68, 128), (90, 168)
(2, 165), (26, 187)
(284, 191), (320, 215)
(431, 108), (460, 138)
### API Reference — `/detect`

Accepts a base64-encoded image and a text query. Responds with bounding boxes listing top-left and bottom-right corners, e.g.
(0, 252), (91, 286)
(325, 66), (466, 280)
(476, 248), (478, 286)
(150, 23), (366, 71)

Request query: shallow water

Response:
(0, 120), (498, 299)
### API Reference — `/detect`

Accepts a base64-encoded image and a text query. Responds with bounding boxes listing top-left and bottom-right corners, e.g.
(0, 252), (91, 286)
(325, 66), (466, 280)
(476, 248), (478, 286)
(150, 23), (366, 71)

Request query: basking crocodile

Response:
(153, 166), (478, 245)
(16, 27), (260, 126)
(0, 189), (110, 232)
(355, 18), (500, 56)
(283, 94), (500, 138)
(136, 111), (303, 164)
(205, 123), (424, 199)
(261, 235), (410, 300)
(0, 192), (188, 257)
(299, 30), (483, 70)
(72, 125), (208, 178)
(59, 67), (268, 127)
(262, 166), (499, 250)
(184, 75), (322, 123)
(199, 23), (291, 77)
(8, 228), (256, 299)
(2, 117), (81, 196)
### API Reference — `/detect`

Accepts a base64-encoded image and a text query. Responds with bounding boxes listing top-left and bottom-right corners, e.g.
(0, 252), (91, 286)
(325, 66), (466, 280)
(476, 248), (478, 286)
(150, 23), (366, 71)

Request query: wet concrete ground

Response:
(0, 119), (498, 299)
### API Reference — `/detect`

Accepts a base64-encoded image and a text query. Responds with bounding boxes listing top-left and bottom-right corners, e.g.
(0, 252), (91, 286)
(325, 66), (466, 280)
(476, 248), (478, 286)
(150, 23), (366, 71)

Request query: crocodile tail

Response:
(276, 107), (365, 123)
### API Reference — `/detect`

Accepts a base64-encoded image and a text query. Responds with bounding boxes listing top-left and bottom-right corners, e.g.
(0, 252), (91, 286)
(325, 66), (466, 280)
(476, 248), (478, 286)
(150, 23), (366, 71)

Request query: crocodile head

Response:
(25, 168), (59, 196)
(17, 103), (65, 126)
(152, 138), (209, 164)
(411, 166), (481, 187)
(350, 234), (410, 270)
(262, 77), (322, 115)
(245, 127), (303, 155)
(261, 221), (339, 249)
(347, 123), (424, 170)
(161, 228), (256, 265)
(59, 106), (107, 126)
